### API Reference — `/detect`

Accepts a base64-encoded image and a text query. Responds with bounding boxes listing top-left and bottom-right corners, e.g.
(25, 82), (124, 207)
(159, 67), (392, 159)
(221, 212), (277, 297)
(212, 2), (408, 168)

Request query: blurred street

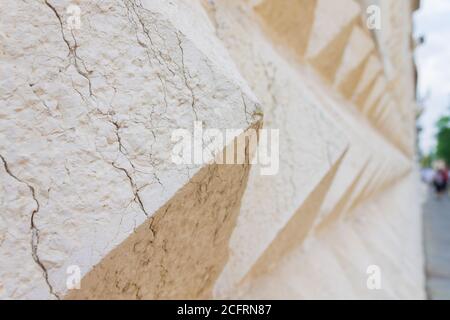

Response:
(424, 189), (450, 299)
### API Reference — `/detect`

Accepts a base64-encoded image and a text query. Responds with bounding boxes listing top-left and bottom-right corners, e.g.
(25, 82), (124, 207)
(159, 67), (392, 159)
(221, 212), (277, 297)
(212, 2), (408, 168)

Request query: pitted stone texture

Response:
(206, 0), (421, 299)
(0, 0), (259, 299)
(1, 0), (422, 300)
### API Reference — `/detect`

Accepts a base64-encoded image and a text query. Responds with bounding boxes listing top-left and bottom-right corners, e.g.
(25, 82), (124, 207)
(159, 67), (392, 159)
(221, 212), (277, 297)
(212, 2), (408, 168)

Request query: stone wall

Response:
(0, 0), (424, 299)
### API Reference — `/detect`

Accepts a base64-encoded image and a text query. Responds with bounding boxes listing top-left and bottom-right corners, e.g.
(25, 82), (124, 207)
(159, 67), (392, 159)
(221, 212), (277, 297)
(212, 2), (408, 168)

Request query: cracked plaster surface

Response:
(1, 0), (423, 300)
(0, 0), (259, 299)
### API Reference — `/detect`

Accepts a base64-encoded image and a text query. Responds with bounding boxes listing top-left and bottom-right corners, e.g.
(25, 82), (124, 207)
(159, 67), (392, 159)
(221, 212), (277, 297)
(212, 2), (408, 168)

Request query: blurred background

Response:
(414, 0), (450, 300)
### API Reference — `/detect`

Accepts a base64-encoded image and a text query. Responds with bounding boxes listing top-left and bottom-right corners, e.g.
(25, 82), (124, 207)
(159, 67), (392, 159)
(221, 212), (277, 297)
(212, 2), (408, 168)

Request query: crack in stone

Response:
(0, 154), (60, 299)
(123, 0), (177, 76)
(111, 162), (149, 218)
(43, 0), (161, 222)
(44, 0), (94, 96)
(241, 92), (253, 125)
(108, 119), (162, 230)
(176, 32), (199, 121)
(108, 120), (150, 220)
(123, 0), (201, 122)
(43, 0), (168, 246)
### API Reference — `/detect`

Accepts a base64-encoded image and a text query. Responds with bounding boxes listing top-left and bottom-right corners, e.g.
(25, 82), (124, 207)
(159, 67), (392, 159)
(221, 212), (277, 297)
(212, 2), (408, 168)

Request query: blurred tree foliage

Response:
(435, 115), (450, 166)
(420, 154), (433, 168)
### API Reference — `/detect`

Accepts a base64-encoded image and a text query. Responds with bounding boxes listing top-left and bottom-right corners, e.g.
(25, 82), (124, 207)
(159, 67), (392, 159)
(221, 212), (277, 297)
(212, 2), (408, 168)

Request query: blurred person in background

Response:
(433, 160), (449, 199)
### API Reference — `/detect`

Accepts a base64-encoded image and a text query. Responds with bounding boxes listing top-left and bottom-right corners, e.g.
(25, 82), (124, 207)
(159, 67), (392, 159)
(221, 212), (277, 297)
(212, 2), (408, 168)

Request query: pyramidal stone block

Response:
(0, 0), (424, 300)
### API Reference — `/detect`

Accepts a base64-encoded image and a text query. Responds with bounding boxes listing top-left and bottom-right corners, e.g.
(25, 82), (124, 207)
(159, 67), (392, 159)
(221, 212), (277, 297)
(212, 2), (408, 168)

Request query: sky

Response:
(414, 0), (450, 154)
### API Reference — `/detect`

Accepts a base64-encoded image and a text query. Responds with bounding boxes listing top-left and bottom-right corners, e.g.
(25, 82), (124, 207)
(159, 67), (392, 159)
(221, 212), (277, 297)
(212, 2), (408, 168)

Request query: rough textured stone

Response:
(0, 0), (423, 299)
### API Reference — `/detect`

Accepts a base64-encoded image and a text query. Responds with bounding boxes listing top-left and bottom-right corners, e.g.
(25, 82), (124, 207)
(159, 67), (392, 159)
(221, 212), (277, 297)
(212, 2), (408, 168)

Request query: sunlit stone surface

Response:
(0, 0), (424, 299)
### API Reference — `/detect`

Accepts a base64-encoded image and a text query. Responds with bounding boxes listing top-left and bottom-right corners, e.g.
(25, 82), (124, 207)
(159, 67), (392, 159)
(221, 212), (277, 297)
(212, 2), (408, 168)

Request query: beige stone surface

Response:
(0, 0), (424, 299)
(66, 128), (258, 299)
(0, 0), (260, 299)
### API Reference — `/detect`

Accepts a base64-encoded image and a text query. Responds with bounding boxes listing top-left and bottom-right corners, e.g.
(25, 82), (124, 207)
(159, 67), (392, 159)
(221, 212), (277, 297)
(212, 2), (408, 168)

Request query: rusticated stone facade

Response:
(0, 0), (424, 299)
